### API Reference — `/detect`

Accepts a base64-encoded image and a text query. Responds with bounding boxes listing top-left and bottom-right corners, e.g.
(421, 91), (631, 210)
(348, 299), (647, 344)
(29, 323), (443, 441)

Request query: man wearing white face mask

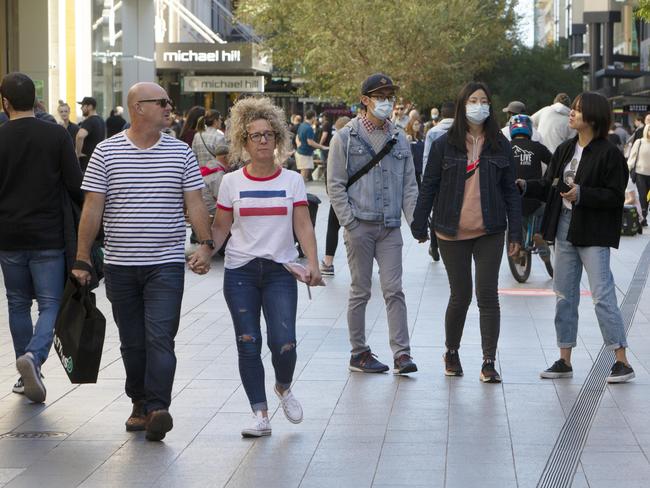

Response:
(328, 73), (419, 375)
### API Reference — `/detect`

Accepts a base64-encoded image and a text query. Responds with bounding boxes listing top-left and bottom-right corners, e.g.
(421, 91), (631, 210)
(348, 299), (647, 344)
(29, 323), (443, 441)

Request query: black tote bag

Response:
(53, 276), (106, 383)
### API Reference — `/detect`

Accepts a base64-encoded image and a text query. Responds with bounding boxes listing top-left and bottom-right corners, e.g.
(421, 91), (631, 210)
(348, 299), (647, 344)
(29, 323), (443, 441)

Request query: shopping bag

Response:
(53, 276), (106, 383)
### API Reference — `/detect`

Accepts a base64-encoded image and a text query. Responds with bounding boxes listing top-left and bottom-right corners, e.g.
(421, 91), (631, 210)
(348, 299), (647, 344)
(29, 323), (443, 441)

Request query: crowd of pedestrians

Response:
(0, 69), (639, 443)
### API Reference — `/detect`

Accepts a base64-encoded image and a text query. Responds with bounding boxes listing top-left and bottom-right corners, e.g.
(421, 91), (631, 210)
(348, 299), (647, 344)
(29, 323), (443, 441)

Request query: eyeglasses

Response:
(247, 131), (277, 143)
(137, 98), (175, 109)
(370, 96), (397, 104)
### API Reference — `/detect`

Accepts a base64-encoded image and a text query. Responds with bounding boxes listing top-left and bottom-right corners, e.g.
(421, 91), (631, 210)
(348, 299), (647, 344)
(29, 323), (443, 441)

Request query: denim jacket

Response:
(327, 117), (418, 230)
(411, 132), (522, 243)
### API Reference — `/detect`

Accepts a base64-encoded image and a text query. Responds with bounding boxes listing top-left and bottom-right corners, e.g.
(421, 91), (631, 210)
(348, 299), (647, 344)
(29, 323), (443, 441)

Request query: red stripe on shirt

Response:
(240, 206), (288, 216)
(294, 200), (308, 207)
(217, 204), (233, 211)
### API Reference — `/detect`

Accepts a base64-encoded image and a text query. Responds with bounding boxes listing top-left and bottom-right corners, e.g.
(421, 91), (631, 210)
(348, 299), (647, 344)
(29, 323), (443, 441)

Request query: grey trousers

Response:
(343, 221), (411, 358)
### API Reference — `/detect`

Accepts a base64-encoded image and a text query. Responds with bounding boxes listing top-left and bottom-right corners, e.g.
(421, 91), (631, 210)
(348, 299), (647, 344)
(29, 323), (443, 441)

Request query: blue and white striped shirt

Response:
(81, 132), (205, 265)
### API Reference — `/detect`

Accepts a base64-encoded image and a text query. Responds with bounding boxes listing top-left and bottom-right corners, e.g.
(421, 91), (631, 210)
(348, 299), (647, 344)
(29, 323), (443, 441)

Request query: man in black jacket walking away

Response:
(0, 73), (83, 403)
(519, 92), (635, 384)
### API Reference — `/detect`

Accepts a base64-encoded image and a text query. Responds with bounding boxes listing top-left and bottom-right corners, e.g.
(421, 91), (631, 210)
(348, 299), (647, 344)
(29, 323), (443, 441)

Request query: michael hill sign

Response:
(155, 42), (272, 73)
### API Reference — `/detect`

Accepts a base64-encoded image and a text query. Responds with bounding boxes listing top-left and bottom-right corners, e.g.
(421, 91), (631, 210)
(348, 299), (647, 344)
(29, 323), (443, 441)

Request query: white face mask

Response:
(371, 99), (394, 120)
(466, 103), (490, 124)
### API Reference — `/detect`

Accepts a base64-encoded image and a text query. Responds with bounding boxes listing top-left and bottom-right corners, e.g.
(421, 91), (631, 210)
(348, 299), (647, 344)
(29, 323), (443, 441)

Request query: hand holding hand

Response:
(515, 179), (526, 194)
(187, 247), (212, 275)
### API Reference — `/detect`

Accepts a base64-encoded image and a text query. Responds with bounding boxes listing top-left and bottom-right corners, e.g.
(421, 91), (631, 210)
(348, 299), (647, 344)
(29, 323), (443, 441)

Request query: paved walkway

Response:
(1, 182), (649, 487)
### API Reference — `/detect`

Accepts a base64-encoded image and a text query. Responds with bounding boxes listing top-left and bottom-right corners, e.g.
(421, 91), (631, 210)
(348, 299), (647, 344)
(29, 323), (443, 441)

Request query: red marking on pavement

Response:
(498, 288), (591, 297)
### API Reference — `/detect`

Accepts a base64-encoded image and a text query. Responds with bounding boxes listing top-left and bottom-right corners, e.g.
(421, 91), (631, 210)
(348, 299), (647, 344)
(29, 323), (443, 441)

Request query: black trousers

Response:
(325, 205), (341, 256)
(437, 232), (504, 360)
(635, 174), (650, 220)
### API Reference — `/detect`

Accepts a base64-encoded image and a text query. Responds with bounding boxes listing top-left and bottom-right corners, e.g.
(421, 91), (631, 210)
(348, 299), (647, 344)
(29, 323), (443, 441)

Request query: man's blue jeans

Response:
(104, 263), (184, 413)
(0, 249), (65, 366)
(553, 209), (628, 350)
(223, 258), (297, 412)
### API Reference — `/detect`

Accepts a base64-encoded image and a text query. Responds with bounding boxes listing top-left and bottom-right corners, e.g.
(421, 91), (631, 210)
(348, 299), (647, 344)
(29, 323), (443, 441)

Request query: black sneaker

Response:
(540, 359), (573, 379)
(349, 350), (389, 373)
(443, 350), (463, 376)
(393, 354), (418, 375)
(480, 359), (502, 383)
(606, 361), (635, 383)
(428, 245), (440, 262)
(319, 261), (334, 276)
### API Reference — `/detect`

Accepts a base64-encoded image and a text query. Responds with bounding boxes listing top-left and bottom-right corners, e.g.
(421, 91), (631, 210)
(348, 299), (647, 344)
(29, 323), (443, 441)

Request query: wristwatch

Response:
(199, 239), (215, 249)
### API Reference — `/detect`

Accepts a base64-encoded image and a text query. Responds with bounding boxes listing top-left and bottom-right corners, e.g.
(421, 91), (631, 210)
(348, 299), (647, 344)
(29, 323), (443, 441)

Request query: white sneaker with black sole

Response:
(606, 361), (635, 383)
(12, 377), (24, 394)
(274, 385), (303, 424)
(241, 411), (272, 438)
(16, 352), (46, 403)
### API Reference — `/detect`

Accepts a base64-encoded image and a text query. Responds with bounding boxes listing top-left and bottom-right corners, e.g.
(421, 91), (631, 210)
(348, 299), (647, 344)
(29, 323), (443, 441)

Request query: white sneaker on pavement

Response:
(274, 385), (303, 424)
(241, 411), (272, 438)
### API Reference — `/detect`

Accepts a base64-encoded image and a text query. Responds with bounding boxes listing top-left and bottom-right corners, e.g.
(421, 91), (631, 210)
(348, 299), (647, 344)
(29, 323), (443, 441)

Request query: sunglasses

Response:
(137, 98), (175, 109)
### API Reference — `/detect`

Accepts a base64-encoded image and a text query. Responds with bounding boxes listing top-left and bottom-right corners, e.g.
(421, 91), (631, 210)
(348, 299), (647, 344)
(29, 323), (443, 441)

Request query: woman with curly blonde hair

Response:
(189, 97), (321, 437)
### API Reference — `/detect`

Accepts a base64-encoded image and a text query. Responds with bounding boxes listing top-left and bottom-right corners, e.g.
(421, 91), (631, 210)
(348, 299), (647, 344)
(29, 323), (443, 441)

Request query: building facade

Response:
(0, 0), (274, 122)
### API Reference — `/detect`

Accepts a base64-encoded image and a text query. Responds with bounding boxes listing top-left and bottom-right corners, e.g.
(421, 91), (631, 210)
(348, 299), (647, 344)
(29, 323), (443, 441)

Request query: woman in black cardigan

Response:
(519, 91), (634, 383)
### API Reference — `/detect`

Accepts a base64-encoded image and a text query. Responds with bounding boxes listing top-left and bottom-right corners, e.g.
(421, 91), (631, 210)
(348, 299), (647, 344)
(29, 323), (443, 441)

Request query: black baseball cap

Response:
(361, 73), (399, 95)
(77, 96), (97, 107)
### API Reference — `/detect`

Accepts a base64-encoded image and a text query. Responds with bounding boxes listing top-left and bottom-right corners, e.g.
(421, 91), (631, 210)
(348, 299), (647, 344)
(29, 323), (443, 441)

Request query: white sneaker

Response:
(274, 385), (303, 424)
(241, 411), (272, 438)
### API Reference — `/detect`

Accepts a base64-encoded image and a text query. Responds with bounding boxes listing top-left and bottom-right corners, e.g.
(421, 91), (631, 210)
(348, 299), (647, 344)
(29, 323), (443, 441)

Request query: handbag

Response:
(53, 275), (106, 383)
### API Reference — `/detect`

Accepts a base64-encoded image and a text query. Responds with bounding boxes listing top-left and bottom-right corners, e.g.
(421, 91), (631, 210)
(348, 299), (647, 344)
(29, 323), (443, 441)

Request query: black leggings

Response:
(325, 205), (341, 256)
(635, 174), (650, 220)
(437, 232), (504, 360)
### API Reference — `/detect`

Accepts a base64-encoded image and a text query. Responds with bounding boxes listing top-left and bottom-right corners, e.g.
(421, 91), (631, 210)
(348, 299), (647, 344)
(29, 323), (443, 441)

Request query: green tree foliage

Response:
(479, 43), (583, 124)
(636, 0), (650, 20)
(237, 0), (518, 107)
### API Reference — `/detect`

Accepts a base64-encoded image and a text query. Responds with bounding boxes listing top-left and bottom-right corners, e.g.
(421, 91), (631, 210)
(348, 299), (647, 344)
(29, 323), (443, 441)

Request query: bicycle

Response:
(507, 212), (553, 283)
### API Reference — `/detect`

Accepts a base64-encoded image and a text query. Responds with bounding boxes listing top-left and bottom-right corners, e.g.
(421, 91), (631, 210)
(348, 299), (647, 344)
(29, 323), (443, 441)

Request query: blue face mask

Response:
(466, 103), (490, 124)
(371, 99), (394, 120)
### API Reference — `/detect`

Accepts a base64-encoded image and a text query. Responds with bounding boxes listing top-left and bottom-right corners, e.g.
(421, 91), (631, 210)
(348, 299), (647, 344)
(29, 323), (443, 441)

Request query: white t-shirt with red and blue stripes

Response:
(217, 166), (308, 269)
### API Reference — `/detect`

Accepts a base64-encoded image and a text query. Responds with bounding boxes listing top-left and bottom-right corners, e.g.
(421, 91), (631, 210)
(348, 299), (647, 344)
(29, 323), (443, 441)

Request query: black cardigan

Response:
(526, 136), (628, 248)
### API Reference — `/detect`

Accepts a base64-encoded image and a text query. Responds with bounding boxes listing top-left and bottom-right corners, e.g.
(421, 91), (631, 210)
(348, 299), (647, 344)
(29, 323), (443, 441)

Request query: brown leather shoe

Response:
(125, 400), (146, 432)
(145, 409), (173, 441)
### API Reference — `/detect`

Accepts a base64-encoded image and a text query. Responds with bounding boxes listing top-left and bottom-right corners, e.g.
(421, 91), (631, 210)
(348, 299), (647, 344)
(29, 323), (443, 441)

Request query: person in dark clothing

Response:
(76, 96), (106, 171)
(405, 117), (424, 188)
(34, 100), (57, 124)
(0, 72), (83, 403)
(57, 100), (79, 141)
(320, 116), (350, 276)
(179, 105), (205, 146)
(106, 106), (127, 137)
(509, 114), (553, 264)
(519, 91), (635, 384)
(411, 81), (522, 383)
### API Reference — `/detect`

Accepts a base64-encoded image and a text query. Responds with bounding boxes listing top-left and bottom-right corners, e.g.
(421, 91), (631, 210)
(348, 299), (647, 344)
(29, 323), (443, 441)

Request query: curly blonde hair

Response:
(227, 97), (291, 164)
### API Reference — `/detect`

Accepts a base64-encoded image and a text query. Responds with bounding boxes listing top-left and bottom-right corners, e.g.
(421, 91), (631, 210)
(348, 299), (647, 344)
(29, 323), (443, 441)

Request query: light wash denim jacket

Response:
(327, 117), (419, 230)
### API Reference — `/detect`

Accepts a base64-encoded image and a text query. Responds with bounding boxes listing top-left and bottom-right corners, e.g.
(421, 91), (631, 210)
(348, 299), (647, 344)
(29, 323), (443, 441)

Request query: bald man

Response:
(73, 83), (212, 441)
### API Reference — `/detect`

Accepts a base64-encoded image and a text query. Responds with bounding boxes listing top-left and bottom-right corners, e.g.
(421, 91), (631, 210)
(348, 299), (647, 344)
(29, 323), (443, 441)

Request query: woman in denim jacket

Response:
(519, 92), (635, 383)
(411, 81), (522, 383)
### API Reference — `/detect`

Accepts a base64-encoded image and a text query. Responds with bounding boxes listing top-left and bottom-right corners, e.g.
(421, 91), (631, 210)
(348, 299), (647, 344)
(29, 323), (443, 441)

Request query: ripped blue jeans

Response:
(223, 258), (297, 412)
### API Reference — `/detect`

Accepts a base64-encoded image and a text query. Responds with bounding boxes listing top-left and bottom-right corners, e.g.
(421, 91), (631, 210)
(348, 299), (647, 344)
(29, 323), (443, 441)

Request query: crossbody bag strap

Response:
(200, 132), (217, 158)
(346, 136), (398, 189)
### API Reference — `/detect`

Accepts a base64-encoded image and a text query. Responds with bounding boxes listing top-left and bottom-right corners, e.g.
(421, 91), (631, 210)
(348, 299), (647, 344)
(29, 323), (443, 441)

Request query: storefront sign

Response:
(183, 76), (265, 93)
(155, 42), (272, 73)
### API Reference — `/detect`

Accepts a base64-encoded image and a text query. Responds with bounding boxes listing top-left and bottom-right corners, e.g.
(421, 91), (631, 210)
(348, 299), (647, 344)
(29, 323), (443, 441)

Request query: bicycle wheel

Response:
(507, 248), (532, 283)
(542, 245), (554, 278)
